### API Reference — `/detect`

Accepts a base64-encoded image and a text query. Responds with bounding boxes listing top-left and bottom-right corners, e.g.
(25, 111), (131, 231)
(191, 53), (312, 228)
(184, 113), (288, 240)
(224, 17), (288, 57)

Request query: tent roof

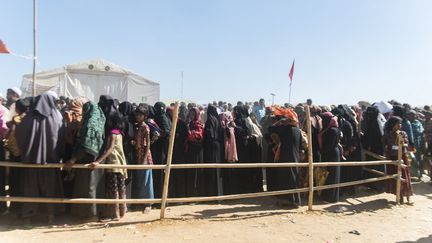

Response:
(23, 58), (159, 85)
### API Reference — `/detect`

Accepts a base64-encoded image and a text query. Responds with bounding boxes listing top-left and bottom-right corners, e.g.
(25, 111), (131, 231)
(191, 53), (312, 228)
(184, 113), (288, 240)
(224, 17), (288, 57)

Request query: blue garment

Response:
(253, 105), (265, 123)
(132, 169), (154, 200)
(411, 119), (424, 177)
(411, 119), (424, 146)
(401, 119), (414, 145)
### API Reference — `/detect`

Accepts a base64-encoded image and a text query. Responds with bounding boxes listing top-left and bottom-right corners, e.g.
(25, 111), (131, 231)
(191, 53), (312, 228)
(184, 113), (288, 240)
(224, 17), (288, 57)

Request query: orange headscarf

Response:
(273, 106), (299, 126)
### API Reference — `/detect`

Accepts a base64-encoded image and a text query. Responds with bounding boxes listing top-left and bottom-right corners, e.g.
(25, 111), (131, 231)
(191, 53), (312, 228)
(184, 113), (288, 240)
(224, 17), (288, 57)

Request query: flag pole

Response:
(288, 83), (292, 105)
(181, 71), (184, 101)
(32, 0), (38, 97)
(288, 59), (295, 105)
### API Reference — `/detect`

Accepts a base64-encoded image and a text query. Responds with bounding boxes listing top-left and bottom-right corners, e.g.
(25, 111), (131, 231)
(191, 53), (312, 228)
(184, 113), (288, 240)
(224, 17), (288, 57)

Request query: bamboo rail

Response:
(0, 160), (397, 169)
(0, 174), (395, 205)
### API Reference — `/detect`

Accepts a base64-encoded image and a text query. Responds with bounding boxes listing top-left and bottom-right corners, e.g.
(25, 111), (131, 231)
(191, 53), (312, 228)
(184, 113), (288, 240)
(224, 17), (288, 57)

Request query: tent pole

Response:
(32, 0), (38, 97)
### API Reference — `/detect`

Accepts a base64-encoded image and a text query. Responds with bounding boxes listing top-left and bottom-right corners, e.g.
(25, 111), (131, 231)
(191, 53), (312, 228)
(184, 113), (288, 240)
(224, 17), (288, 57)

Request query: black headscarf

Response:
(392, 105), (406, 119)
(16, 93), (65, 164)
(154, 102), (171, 137)
(205, 104), (222, 140)
(384, 116), (402, 134)
(147, 105), (156, 119)
(119, 101), (135, 139)
(98, 95), (117, 117)
(179, 105), (188, 122)
(233, 105), (246, 120)
(119, 101), (133, 117)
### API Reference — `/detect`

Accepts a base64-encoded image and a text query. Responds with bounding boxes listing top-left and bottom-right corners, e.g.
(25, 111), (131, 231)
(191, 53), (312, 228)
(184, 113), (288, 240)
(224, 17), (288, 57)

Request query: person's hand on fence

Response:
(64, 160), (75, 170)
(89, 161), (100, 169)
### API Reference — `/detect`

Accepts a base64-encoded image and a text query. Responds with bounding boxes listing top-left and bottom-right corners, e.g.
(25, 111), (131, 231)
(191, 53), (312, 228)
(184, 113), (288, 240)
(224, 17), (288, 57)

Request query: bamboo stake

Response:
(312, 175), (396, 191)
(362, 167), (386, 176)
(160, 102), (179, 219)
(396, 133), (403, 205)
(306, 106), (314, 210)
(363, 150), (387, 161)
(0, 160), (397, 169)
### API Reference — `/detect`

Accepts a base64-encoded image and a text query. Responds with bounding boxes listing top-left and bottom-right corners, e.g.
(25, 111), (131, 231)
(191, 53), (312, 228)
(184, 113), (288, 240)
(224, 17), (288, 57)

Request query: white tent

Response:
(21, 59), (160, 104)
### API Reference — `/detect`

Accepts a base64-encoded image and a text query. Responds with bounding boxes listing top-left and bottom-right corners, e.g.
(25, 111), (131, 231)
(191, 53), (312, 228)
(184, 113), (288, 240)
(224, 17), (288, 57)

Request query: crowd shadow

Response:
(396, 234), (432, 243)
(0, 182), (430, 233)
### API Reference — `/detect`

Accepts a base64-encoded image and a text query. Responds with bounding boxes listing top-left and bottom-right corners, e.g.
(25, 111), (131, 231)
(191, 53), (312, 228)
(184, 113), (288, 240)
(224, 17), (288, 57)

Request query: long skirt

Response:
(8, 155), (22, 215)
(386, 163), (413, 197)
(71, 154), (105, 218)
(131, 169), (154, 209)
(21, 168), (64, 218)
(104, 172), (127, 219)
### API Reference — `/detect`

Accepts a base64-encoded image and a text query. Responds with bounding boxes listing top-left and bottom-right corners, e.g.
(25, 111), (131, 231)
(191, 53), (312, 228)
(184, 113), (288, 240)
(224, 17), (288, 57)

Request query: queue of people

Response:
(0, 88), (430, 224)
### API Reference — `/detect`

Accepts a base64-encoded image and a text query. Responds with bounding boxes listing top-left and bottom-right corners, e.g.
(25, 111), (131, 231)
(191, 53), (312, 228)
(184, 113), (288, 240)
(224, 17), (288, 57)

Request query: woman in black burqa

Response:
(152, 102), (171, 199)
(203, 105), (224, 196)
(16, 93), (65, 223)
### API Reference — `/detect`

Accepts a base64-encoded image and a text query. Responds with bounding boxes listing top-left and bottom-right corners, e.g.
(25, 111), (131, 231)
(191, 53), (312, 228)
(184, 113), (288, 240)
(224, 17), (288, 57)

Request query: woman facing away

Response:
(203, 105), (224, 196)
(318, 111), (341, 203)
(267, 106), (302, 207)
(16, 93), (65, 224)
(383, 116), (414, 204)
(185, 107), (205, 196)
(65, 101), (106, 220)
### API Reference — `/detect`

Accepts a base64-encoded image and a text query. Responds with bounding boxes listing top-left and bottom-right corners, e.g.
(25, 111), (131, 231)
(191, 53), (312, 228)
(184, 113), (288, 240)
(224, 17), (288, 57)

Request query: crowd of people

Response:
(0, 88), (431, 224)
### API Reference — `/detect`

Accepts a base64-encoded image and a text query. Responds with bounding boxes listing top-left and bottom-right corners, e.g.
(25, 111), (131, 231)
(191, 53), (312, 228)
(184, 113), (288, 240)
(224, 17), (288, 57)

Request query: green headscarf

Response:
(75, 101), (106, 156)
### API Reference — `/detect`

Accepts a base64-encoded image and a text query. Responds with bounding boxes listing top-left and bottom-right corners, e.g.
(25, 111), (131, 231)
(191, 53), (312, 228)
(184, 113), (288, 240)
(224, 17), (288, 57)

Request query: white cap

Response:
(9, 87), (22, 97)
(44, 90), (59, 99)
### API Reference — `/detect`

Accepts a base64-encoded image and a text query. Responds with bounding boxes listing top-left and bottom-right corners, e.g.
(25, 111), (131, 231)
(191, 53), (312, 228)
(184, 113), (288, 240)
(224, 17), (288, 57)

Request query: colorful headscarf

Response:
(64, 97), (87, 124)
(75, 102), (106, 156)
(273, 106), (299, 126)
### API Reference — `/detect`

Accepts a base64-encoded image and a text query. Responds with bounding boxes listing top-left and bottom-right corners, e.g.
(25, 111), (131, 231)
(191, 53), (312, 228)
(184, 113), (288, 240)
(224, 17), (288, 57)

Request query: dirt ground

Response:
(0, 181), (431, 243)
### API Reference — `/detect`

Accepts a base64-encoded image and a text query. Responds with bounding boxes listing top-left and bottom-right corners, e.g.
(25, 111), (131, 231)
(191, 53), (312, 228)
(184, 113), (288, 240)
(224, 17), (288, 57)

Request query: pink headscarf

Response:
(0, 109), (9, 140)
(220, 111), (238, 162)
(317, 112), (338, 151)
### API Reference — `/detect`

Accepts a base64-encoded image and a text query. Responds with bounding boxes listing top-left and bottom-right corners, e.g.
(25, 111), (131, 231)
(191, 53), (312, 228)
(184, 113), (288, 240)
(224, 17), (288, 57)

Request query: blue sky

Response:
(1, 0), (431, 106)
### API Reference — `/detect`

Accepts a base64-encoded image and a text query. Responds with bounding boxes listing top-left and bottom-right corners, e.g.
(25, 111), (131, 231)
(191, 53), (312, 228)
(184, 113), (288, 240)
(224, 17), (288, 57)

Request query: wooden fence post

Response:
(160, 102), (179, 219)
(395, 133), (403, 205)
(306, 106), (314, 210)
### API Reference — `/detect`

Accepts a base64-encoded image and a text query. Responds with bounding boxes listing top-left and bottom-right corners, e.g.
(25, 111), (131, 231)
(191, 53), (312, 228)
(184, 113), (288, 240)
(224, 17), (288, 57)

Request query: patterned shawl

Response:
(75, 102), (106, 156)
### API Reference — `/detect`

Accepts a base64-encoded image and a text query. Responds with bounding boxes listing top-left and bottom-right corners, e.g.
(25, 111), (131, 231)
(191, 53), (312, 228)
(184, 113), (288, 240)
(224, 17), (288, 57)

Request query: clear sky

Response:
(1, 0), (431, 106)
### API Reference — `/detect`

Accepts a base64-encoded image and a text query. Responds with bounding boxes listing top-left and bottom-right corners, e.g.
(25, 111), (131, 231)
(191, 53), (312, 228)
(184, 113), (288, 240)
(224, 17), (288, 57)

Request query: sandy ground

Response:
(0, 182), (431, 243)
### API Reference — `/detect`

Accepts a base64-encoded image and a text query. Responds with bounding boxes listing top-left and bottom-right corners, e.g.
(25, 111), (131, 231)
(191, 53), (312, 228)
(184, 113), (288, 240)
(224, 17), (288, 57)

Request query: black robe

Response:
(203, 105), (224, 196)
(267, 124), (302, 205)
(16, 94), (65, 218)
(361, 106), (385, 191)
(170, 119), (189, 198)
(152, 102), (171, 199)
(320, 127), (341, 202)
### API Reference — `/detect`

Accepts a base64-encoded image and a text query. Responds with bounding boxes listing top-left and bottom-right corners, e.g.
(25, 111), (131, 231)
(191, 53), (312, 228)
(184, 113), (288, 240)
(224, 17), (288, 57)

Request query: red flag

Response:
(0, 39), (11, 54)
(288, 59), (295, 84)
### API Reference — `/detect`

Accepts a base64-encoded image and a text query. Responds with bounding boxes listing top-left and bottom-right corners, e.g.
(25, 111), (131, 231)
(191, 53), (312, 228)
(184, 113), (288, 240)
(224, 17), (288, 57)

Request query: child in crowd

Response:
(91, 113), (127, 221)
(131, 104), (154, 213)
